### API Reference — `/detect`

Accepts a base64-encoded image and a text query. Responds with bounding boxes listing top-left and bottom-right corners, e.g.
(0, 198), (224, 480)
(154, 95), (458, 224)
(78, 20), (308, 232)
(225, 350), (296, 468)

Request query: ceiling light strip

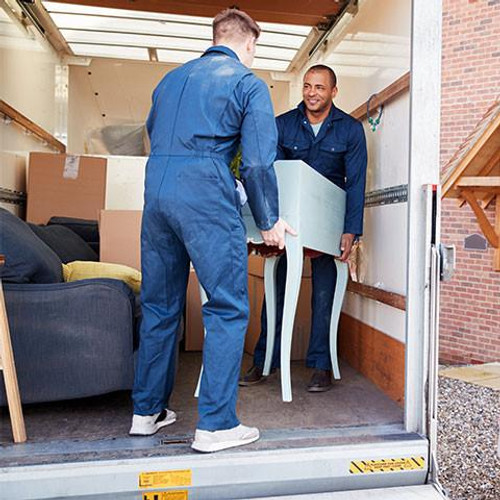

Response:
(58, 27), (303, 52)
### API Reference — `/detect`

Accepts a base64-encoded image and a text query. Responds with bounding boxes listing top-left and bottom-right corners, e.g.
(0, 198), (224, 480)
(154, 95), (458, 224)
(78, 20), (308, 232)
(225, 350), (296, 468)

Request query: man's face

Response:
(302, 70), (337, 114)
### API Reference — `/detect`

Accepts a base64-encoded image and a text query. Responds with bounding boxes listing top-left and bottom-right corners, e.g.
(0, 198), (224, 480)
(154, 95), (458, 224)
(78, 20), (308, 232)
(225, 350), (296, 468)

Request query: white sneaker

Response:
(129, 409), (177, 436)
(191, 424), (259, 453)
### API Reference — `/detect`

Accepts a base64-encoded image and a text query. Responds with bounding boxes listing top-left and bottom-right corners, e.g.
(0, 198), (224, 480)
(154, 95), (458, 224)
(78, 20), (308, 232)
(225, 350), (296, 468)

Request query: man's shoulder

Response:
(276, 107), (301, 124)
(334, 106), (360, 125)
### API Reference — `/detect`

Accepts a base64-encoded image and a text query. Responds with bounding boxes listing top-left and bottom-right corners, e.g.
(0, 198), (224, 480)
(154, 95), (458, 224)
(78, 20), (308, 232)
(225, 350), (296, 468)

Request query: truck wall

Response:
(0, 8), (61, 216)
(67, 59), (290, 154)
(304, 0), (412, 403)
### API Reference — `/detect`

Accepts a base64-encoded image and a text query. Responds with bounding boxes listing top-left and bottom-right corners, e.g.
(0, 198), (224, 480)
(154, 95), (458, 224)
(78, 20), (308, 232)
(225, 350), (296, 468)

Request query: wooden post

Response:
(0, 256), (27, 443)
(495, 195), (500, 271)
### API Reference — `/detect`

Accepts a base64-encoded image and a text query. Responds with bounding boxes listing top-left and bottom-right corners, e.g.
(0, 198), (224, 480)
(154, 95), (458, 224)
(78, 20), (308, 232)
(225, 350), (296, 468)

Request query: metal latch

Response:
(439, 244), (455, 282)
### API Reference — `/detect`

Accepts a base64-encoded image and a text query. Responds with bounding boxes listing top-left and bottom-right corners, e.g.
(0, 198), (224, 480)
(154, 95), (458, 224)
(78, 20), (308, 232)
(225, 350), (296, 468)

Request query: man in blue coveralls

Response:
(130, 9), (295, 452)
(240, 65), (367, 392)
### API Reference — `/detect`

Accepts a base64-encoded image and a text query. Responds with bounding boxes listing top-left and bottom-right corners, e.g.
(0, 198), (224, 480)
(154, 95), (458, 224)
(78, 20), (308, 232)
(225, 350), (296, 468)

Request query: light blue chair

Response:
(197, 160), (348, 402)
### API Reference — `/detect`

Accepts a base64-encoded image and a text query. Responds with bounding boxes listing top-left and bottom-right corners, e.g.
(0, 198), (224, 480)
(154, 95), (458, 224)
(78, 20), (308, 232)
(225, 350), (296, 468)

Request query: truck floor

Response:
(0, 353), (404, 467)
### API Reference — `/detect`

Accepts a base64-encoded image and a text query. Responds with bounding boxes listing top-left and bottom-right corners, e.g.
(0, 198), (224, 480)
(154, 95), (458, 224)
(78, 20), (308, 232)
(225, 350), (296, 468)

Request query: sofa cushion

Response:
(62, 261), (141, 293)
(29, 224), (98, 263)
(47, 216), (99, 244)
(0, 209), (63, 284)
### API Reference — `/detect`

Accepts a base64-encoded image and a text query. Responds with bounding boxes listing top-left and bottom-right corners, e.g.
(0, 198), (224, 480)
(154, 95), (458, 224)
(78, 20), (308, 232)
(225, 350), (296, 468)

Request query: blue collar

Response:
(298, 101), (342, 122)
(202, 45), (240, 61)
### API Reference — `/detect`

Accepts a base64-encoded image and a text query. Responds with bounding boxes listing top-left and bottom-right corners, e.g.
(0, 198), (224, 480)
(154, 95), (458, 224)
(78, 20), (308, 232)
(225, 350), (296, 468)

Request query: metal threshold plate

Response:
(253, 484), (446, 499)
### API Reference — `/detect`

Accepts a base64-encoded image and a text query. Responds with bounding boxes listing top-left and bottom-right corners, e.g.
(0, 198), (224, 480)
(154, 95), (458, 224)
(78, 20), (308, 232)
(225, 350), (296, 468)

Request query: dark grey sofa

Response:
(0, 209), (136, 405)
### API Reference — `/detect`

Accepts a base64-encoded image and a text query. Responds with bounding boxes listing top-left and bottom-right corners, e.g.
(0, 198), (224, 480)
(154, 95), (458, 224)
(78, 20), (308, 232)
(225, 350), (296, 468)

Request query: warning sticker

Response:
(139, 470), (192, 488)
(349, 456), (426, 474)
(142, 491), (188, 500)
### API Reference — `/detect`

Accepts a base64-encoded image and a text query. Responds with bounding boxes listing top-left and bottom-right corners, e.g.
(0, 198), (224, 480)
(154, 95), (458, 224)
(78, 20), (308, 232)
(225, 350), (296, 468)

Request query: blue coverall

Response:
(253, 102), (367, 371)
(133, 46), (279, 431)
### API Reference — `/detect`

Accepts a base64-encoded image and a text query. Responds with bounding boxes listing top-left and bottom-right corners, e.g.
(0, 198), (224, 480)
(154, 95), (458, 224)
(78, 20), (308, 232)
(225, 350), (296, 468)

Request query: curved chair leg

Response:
(263, 255), (280, 376)
(280, 237), (303, 402)
(194, 285), (208, 398)
(330, 260), (349, 380)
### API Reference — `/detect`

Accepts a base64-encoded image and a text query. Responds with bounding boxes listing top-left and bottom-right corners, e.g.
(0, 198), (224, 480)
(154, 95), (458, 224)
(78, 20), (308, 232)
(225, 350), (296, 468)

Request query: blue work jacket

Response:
(276, 102), (367, 236)
(146, 45), (279, 230)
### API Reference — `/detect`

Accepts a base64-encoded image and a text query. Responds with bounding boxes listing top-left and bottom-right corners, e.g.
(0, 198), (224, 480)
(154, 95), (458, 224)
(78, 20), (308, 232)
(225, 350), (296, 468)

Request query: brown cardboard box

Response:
(245, 274), (312, 360)
(248, 252), (312, 278)
(186, 254), (313, 360)
(185, 270), (205, 351)
(27, 152), (107, 225)
(99, 210), (142, 270)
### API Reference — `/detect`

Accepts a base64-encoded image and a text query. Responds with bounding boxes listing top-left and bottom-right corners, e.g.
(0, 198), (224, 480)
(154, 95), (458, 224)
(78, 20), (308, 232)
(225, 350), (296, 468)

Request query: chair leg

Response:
(280, 237), (303, 402)
(330, 261), (349, 380)
(194, 285), (208, 398)
(0, 282), (27, 443)
(263, 255), (280, 376)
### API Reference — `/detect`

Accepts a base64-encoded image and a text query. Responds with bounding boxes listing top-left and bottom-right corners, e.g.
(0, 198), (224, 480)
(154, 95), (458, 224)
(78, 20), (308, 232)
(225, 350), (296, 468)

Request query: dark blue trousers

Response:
(253, 253), (337, 371)
(133, 157), (249, 431)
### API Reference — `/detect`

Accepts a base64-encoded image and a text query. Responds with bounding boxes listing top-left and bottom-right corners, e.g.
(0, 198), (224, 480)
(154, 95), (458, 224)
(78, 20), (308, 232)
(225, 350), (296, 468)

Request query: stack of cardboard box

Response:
(185, 256), (313, 359)
(27, 152), (107, 225)
(245, 253), (312, 360)
(27, 153), (314, 359)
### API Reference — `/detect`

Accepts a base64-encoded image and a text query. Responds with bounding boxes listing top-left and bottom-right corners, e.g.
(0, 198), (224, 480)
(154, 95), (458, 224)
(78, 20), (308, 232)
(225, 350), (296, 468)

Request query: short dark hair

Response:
(305, 64), (337, 88)
(213, 8), (261, 44)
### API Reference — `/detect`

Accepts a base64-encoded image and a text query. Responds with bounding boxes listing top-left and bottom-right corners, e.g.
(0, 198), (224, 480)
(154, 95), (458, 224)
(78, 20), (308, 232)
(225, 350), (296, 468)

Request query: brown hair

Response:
(305, 64), (337, 88)
(213, 8), (261, 44)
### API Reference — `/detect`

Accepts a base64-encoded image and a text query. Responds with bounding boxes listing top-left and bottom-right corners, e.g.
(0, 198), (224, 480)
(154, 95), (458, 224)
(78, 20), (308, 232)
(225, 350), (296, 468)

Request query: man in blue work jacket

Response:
(130, 9), (295, 452)
(240, 64), (367, 392)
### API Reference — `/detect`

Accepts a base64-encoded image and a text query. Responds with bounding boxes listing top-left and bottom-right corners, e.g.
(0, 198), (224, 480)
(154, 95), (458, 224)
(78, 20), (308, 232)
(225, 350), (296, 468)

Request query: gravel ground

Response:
(438, 376), (500, 500)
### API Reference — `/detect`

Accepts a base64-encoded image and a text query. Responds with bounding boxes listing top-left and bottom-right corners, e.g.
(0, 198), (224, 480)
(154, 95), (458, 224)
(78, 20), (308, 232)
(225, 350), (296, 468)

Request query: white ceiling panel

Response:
(43, 1), (311, 70)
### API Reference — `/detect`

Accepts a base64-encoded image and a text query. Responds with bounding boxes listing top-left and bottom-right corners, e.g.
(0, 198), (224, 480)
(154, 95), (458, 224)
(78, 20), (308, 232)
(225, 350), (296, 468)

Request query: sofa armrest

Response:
(1, 278), (137, 404)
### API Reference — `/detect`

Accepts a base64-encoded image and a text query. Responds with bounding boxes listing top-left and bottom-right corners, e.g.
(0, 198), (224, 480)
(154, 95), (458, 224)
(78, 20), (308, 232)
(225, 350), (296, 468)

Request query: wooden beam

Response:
(0, 255), (27, 443)
(468, 149), (500, 208)
(457, 176), (500, 195)
(460, 189), (499, 248)
(495, 195), (500, 271)
(47, 0), (342, 26)
(482, 194), (497, 209)
(347, 281), (406, 311)
(350, 72), (410, 122)
(457, 176), (500, 188)
(0, 100), (66, 153)
(442, 111), (500, 197)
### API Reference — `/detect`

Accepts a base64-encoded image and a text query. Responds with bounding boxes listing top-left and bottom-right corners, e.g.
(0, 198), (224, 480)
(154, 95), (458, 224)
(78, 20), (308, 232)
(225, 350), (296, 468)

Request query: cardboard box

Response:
(185, 270), (205, 351)
(27, 152), (107, 225)
(99, 210), (142, 270)
(248, 252), (312, 278)
(245, 274), (312, 360)
(186, 256), (313, 360)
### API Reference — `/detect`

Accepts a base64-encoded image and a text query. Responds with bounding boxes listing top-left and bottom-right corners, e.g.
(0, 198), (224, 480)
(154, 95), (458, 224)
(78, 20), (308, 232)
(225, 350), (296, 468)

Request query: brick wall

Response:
(439, 0), (500, 364)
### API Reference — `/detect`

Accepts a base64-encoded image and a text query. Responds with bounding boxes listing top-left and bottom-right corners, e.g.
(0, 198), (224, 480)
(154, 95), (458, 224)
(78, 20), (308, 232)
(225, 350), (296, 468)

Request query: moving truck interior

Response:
(0, 0), (447, 498)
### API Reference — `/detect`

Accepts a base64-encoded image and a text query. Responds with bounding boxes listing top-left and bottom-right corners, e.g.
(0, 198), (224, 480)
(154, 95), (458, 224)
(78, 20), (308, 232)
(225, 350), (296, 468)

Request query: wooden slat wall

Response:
(338, 313), (405, 405)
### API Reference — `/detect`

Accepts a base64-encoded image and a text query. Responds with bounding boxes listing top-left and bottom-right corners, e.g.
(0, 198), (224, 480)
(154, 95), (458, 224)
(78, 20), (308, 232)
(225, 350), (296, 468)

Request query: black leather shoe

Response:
(307, 369), (333, 392)
(239, 365), (275, 386)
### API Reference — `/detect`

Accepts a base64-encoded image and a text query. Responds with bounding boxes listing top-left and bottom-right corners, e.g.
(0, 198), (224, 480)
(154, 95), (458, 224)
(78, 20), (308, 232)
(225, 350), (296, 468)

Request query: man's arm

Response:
(238, 76), (279, 231)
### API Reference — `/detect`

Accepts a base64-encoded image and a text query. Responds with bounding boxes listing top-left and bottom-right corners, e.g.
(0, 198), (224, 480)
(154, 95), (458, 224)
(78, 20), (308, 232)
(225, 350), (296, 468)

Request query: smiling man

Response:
(240, 64), (367, 392)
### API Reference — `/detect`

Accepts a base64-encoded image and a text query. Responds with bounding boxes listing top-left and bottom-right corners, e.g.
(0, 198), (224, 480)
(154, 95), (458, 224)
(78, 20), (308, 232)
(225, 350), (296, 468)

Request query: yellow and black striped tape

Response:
(349, 456), (425, 474)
